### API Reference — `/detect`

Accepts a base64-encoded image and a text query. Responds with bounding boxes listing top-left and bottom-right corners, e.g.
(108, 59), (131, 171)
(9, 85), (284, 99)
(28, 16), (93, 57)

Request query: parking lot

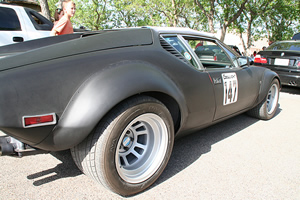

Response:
(0, 86), (299, 200)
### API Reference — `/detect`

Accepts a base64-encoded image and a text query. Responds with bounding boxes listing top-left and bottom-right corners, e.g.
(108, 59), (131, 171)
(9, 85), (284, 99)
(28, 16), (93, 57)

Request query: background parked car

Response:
(0, 3), (53, 46)
(292, 33), (300, 40)
(254, 40), (300, 87)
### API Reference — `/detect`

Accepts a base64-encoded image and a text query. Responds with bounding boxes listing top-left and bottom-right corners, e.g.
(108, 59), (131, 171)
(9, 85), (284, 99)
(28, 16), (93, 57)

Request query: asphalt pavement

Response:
(0, 86), (299, 200)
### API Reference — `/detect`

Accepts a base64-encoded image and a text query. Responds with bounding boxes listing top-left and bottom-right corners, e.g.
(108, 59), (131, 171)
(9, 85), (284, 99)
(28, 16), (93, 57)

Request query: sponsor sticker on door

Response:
(222, 73), (238, 105)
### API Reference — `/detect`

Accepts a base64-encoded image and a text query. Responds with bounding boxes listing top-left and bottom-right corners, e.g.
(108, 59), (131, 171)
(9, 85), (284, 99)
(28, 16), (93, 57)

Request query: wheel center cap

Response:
(122, 136), (132, 148)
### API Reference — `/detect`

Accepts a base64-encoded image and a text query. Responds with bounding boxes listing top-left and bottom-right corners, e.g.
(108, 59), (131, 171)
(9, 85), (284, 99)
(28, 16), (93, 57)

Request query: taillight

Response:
(23, 113), (57, 128)
(297, 61), (300, 67)
(254, 55), (267, 64)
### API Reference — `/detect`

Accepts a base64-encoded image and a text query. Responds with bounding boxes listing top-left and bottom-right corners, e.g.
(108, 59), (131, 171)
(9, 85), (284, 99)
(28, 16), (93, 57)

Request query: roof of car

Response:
(108, 26), (215, 39)
(145, 26), (215, 38)
(271, 40), (300, 44)
(0, 3), (22, 8)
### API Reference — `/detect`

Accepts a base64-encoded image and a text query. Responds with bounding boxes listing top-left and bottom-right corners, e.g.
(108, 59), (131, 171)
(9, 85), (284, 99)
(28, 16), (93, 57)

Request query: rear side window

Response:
(0, 7), (21, 31)
(163, 36), (199, 68)
(25, 8), (53, 31)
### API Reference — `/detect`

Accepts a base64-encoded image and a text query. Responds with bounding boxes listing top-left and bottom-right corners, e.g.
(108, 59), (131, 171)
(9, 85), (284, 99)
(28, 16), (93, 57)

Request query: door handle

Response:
(13, 37), (24, 42)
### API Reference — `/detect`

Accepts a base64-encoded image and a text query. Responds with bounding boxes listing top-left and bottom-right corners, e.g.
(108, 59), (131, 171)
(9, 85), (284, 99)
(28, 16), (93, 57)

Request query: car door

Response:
(207, 65), (260, 120)
(183, 36), (260, 120)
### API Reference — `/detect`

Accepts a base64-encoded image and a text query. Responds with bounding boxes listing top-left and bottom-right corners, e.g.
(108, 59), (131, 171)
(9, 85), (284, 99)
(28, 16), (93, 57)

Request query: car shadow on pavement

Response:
(26, 110), (282, 189)
(27, 150), (82, 186)
(149, 112), (280, 190)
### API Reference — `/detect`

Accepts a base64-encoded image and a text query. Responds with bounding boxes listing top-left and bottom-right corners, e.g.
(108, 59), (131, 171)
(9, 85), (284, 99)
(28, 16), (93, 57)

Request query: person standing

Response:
(53, 8), (64, 25)
(50, 0), (76, 36)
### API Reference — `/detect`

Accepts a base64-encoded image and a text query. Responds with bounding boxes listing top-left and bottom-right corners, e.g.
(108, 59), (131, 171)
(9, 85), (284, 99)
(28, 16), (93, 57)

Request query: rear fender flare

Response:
(257, 69), (281, 104)
(39, 60), (187, 151)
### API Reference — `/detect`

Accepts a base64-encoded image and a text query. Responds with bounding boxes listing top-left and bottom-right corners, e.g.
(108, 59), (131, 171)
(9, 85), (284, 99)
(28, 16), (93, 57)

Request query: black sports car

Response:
(0, 27), (280, 196)
(254, 40), (300, 87)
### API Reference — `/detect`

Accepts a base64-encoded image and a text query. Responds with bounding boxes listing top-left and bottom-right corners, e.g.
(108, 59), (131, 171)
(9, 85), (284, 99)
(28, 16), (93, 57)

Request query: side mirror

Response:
(238, 56), (254, 67)
(248, 56), (254, 65)
(238, 56), (248, 67)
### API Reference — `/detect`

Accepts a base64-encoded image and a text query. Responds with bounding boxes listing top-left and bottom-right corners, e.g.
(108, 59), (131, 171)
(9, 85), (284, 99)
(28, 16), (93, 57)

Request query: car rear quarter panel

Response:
(257, 67), (281, 103)
(37, 59), (187, 150)
(0, 41), (216, 151)
(36, 48), (216, 151)
(249, 65), (281, 107)
(0, 28), (223, 150)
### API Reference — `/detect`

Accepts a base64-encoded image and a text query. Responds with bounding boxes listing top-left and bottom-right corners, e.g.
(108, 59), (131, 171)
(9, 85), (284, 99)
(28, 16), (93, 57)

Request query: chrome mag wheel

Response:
(267, 82), (279, 114)
(116, 113), (169, 183)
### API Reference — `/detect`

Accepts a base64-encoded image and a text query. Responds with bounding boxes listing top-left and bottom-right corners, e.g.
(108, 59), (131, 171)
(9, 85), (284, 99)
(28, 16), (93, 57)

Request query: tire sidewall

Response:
(99, 98), (174, 196)
(261, 79), (280, 119)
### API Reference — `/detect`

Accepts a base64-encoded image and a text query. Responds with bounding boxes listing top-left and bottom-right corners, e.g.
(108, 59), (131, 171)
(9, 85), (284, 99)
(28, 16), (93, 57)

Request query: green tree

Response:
(194, 0), (248, 41)
(108, 0), (202, 29)
(47, 0), (300, 45)
(72, 0), (113, 30)
(148, 0), (190, 27)
(194, 0), (215, 32)
(110, 0), (151, 27)
(39, 0), (51, 20)
(260, 0), (300, 42)
(232, 0), (272, 55)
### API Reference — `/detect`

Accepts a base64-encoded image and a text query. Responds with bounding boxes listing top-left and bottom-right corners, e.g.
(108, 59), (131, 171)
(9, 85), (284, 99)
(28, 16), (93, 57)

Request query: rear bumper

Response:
(279, 73), (300, 87)
(256, 65), (300, 87)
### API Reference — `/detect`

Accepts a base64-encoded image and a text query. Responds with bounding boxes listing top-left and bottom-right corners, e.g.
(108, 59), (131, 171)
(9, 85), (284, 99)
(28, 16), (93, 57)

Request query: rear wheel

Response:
(71, 95), (174, 196)
(247, 79), (280, 120)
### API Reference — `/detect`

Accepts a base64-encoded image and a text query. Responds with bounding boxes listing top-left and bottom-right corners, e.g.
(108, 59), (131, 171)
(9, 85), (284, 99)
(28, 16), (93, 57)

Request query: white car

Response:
(0, 3), (53, 46)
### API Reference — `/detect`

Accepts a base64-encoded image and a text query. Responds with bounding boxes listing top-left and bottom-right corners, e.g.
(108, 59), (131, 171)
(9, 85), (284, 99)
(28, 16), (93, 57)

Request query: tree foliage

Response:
(260, 0), (300, 42)
(39, 0), (51, 20)
(47, 0), (299, 45)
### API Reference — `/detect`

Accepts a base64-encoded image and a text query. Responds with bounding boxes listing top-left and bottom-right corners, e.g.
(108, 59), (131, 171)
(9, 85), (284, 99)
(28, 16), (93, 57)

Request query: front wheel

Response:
(71, 96), (174, 196)
(247, 79), (280, 120)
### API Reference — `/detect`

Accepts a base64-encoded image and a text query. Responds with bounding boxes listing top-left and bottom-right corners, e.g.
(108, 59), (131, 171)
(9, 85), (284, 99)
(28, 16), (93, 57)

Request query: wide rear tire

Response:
(71, 95), (174, 196)
(247, 79), (280, 120)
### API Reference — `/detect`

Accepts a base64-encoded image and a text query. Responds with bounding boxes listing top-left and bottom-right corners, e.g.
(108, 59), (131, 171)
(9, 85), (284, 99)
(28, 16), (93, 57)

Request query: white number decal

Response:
(222, 73), (238, 105)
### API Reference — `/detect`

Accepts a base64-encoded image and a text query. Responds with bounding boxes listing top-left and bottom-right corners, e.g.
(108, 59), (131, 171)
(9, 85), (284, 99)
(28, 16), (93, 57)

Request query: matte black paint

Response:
(0, 27), (279, 151)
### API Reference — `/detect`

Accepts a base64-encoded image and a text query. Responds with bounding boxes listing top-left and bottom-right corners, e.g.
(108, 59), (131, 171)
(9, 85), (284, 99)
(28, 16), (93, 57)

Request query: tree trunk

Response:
(194, 0), (215, 33)
(239, 32), (247, 56)
(220, 25), (227, 42)
(208, 15), (214, 33)
(39, 0), (51, 21)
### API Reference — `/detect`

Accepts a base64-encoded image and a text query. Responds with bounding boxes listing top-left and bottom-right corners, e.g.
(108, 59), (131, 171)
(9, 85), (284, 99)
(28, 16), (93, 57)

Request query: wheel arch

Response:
(37, 61), (186, 151)
(138, 91), (181, 132)
(256, 69), (281, 105)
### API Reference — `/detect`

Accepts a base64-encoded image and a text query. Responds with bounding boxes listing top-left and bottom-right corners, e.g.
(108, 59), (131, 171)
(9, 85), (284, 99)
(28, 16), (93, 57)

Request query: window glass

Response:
(163, 36), (199, 68)
(267, 41), (300, 51)
(220, 43), (239, 67)
(25, 8), (53, 31)
(187, 38), (233, 69)
(0, 7), (21, 31)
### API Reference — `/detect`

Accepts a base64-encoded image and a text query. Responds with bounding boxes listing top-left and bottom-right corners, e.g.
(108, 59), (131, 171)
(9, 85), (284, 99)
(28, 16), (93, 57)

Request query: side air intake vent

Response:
(160, 37), (190, 65)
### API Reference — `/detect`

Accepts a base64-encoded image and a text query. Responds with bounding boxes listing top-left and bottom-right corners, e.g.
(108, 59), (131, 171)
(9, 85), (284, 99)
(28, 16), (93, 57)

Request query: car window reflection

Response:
(187, 38), (234, 69)
(163, 36), (199, 68)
